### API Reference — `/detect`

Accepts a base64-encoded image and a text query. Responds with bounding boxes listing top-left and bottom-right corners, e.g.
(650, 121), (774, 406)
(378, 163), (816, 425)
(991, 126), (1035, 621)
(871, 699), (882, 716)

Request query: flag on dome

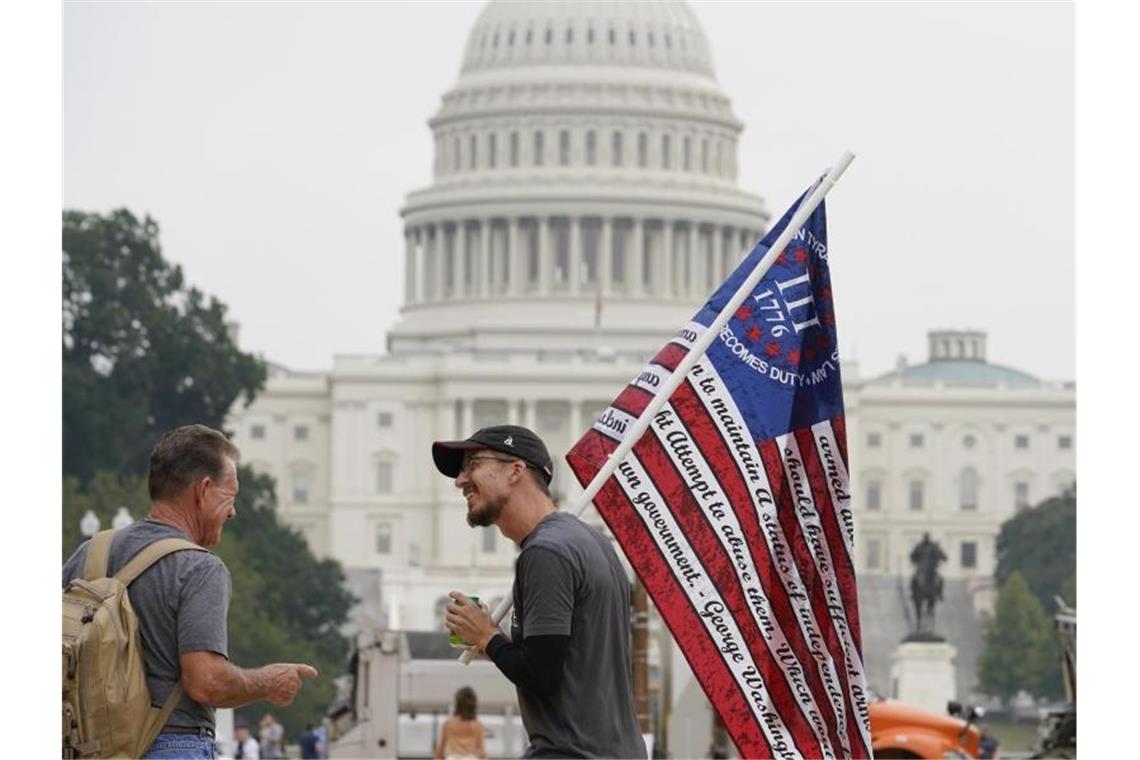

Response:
(566, 190), (872, 758)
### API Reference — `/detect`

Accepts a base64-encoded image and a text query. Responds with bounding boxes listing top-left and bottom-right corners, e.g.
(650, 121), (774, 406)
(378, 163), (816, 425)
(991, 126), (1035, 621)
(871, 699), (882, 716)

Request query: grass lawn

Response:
(984, 719), (1040, 755)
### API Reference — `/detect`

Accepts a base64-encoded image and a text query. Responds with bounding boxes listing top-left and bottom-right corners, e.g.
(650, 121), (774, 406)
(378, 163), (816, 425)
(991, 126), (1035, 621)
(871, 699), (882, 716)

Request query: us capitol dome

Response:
(390, 0), (769, 354)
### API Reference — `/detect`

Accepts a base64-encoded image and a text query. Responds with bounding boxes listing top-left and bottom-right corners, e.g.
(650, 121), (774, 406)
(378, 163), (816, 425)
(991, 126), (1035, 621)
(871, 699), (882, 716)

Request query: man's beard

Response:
(467, 496), (505, 527)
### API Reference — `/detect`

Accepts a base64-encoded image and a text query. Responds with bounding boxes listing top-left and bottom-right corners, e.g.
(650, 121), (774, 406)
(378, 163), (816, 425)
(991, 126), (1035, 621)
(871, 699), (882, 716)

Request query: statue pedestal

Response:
(889, 640), (957, 714)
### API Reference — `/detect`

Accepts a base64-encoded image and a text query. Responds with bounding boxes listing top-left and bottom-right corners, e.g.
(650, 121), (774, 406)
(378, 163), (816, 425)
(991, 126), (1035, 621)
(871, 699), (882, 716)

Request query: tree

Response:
(977, 571), (1055, 703)
(994, 486), (1076, 614)
(63, 209), (265, 481)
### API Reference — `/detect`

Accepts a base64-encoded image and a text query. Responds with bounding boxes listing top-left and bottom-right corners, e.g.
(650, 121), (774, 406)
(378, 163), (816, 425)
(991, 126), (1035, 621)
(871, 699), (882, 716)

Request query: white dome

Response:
(461, 0), (715, 78)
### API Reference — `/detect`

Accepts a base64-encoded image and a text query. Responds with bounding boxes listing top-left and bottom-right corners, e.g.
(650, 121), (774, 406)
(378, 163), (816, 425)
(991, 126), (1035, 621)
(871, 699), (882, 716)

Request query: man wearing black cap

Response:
(434, 425), (646, 759)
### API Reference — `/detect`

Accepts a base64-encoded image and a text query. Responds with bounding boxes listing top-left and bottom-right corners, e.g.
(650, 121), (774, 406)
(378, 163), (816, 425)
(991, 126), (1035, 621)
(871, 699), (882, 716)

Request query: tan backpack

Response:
(62, 529), (207, 758)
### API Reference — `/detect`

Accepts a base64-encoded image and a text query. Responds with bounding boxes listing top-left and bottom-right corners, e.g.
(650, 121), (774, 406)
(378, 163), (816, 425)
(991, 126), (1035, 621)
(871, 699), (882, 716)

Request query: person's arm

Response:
(180, 651), (318, 707)
(484, 634), (570, 696)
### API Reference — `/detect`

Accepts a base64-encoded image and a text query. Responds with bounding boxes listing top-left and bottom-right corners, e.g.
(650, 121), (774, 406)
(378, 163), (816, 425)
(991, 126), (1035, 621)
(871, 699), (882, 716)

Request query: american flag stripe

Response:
(672, 365), (853, 756)
(776, 433), (872, 754)
(605, 440), (805, 757)
(568, 431), (781, 756)
(646, 393), (839, 758)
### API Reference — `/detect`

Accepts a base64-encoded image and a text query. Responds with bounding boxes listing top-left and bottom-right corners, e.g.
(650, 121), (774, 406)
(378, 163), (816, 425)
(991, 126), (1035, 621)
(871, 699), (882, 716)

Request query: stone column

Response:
(688, 223), (700, 298)
(600, 216), (613, 296)
(538, 216), (551, 296)
(661, 221), (673, 298)
(720, 226), (732, 281)
(568, 216), (581, 295)
(523, 398), (537, 431)
(430, 225), (444, 302)
(569, 401), (583, 442)
(455, 221), (467, 298)
(404, 228), (416, 305)
(480, 220), (492, 297)
(629, 219), (644, 296)
(509, 217), (523, 296)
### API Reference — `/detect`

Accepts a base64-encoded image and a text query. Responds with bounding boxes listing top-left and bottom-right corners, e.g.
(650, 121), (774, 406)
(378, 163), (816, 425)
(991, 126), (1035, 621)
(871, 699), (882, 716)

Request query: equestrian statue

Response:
(907, 532), (947, 641)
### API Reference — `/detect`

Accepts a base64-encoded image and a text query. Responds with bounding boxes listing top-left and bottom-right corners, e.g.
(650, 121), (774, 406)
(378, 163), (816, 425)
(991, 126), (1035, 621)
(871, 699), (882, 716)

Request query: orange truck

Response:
(869, 697), (984, 759)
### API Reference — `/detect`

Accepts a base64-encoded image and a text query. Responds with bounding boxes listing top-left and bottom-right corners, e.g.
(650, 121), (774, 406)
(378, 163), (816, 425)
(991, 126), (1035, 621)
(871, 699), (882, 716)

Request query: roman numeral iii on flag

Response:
(566, 154), (872, 758)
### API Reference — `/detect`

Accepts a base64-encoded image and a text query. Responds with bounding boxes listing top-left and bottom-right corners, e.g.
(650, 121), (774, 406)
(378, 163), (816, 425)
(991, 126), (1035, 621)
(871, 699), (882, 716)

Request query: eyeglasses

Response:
(459, 455), (522, 475)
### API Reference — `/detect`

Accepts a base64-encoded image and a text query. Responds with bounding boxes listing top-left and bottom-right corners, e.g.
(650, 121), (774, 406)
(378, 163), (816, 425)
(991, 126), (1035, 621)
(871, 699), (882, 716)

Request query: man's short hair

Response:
(148, 424), (239, 501)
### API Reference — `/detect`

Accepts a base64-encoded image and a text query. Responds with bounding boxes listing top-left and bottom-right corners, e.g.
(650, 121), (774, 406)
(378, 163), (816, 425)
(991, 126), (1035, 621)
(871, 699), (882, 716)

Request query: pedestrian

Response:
(435, 425), (647, 758)
(259, 713), (285, 758)
(234, 722), (259, 760)
(979, 724), (1001, 759)
(62, 424), (320, 759)
(433, 686), (486, 760)
(298, 723), (321, 759)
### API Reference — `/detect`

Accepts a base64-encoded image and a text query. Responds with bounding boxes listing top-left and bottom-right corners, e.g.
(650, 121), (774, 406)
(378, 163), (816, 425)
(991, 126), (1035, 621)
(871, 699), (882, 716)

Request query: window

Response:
(1014, 481), (1029, 511)
(908, 480), (924, 511)
(637, 132), (648, 167)
(662, 134), (671, 169)
(963, 434), (976, 449)
(867, 432), (881, 448)
(377, 411), (393, 428)
(250, 424), (265, 440)
(909, 433), (924, 449)
(682, 136), (691, 171)
(294, 425), (309, 441)
(509, 131), (519, 167)
(469, 134), (477, 169)
(376, 462), (393, 494)
(565, 25), (573, 44)
(586, 131), (597, 166)
(487, 133), (497, 168)
(1015, 434), (1030, 449)
(1058, 434), (1073, 450)
(960, 541), (977, 569)
(559, 130), (571, 166)
(375, 523), (392, 554)
(453, 137), (460, 171)
(587, 26), (594, 44)
(540, 413), (563, 431)
(292, 473), (308, 504)
(482, 528), (496, 553)
(865, 537), (882, 570)
(866, 480), (881, 511)
(701, 139), (708, 172)
(612, 131), (623, 166)
(960, 468), (978, 511)
(533, 130), (544, 166)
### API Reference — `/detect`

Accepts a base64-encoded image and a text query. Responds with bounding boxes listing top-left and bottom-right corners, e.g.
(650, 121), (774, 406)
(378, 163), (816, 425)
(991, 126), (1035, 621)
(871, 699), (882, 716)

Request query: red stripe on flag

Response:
(566, 431), (774, 757)
(758, 438), (863, 754)
(670, 381), (849, 756)
(652, 342), (689, 372)
(795, 426), (861, 648)
(611, 385), (652, 420)
(632, 427), (825, 759)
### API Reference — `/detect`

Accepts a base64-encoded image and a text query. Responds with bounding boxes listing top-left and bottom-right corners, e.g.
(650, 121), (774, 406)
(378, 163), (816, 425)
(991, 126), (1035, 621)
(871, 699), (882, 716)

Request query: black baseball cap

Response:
(432, 424), (554, 484)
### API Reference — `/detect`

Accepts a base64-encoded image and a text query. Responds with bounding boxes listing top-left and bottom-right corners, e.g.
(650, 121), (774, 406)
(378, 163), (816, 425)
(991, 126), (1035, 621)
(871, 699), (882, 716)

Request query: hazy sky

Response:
(63, 1), (1074, 380)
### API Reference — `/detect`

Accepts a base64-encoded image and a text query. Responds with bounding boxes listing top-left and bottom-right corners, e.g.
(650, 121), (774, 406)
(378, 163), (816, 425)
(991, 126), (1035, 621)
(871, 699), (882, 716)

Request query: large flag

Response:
(566, 191), (871, 758)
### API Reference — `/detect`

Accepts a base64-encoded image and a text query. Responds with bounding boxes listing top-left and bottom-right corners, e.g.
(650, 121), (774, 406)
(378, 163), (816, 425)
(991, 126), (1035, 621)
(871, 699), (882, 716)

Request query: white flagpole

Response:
(459, 151), (855, 664)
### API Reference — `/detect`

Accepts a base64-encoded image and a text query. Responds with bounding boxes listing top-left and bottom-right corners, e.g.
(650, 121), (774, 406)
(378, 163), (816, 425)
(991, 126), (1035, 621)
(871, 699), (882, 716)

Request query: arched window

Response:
(959, 468), (978, 511)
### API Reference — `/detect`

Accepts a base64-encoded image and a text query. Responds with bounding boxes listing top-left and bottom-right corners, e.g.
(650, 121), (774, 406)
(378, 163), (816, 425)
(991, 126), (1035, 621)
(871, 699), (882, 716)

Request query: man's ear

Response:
(194, 476), (212, 507)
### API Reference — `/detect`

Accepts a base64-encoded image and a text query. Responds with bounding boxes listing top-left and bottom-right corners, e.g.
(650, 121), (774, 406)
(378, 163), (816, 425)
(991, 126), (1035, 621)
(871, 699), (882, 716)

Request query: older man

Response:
(62, 424), (317, 759)
(434, 425), (646, 759)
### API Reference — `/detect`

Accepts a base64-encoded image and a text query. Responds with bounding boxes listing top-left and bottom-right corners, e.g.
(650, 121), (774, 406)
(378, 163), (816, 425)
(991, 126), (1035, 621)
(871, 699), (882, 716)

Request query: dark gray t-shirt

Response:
(511, 512), (646, 759)
(62, 519), (231, 731)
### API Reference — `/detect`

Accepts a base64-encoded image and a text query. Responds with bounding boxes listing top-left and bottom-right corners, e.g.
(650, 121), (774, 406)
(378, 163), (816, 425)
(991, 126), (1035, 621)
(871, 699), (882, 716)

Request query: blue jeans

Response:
(143, 733), (216, 759)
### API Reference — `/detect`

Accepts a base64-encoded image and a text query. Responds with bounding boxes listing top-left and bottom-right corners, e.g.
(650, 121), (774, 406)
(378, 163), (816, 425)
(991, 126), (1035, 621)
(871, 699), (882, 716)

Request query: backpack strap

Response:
(82, 529), (117, 581)
(114, 537), (208, 586)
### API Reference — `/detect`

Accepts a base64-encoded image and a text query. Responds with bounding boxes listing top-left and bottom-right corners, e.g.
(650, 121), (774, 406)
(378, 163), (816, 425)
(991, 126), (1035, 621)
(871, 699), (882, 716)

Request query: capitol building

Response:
(228, 0), (1074, 741)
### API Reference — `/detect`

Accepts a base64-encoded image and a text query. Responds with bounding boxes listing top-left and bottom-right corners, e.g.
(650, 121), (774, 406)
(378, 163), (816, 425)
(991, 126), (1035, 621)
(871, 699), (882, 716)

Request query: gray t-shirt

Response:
(511, 512), (646, 759)
(62, 519), (231, 731)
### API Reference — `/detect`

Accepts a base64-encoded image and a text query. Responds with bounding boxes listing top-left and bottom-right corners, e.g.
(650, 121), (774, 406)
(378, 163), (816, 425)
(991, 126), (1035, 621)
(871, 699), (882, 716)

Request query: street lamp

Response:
(112, 506), (134, 529)
(79, 510), (100, 537)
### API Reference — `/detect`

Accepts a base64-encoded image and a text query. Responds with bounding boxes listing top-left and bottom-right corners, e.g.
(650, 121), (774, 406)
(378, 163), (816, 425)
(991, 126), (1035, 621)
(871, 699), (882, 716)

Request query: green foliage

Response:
(977, 571), (1063, 703)
(63, 209), (265, 481)
(62, 471), (149, 560)
(1060, 575), (1076, 607)
(994, 486), (1076, 614)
